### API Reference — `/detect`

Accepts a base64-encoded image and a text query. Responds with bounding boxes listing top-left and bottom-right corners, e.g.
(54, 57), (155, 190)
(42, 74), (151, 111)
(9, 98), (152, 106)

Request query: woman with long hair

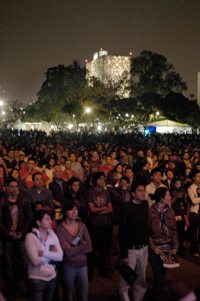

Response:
(55, 201), (92, 301)
(45, 158), (56, 179)
(113, 164), (123, 181)
(149, 187), (179, 296)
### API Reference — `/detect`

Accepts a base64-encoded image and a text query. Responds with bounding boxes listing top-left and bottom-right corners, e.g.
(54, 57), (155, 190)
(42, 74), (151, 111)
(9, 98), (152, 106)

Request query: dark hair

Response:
(10, 168), (19, 178)
(32, 172), (43, 181)
(67, 176), (80, 187)
(31, 209), (52, 228)
(92, 172), (105, 187)
(61, 156), (67, 162)
(106, 170), (118, 186)
(151, 167), (162, 176)
(114, 163), (123, 173)
(6, 177), (18, 187)
(131, 182), (145, 193)
(61, 201), (78, 220)
(46, 157), (56, 170)
(171, 177), (182, 191)
(28, 157), (36, 163)
(69, 151), (76, 157)
(125, 166), (134, 173)
(119, 175), (130, 184)
(150, 187), (168, 203)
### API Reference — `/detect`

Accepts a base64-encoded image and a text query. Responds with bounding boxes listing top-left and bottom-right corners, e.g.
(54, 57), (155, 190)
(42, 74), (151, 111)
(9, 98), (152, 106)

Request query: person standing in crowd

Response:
(99, 155), (114, 176)
(87, 150), (102, 174)
(55, 201), (92, 301)
(25, 172), (54, 214)
(118, 182), (149, 301)
(148, 187), (179, 297)
(69, 152), (83, 182)
(10, 168), (27, 197)
(63, 159), (78, 181)
(44, 158), (57, 179)
(47, 165), (68, 221)
(187, 170), (200, 256)
(125, 166), (134, 190)
(146, 168), (167, 207)
(0, 178), (31, 299)
(19, 157), (49, 188)
(87, 172), (113, 279)
(25, 209), (63, 301)
(4, 149), (18, 173)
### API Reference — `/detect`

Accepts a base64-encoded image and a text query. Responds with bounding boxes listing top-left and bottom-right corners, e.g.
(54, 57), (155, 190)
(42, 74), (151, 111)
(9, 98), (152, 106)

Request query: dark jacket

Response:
(0, 197), (31, 240)
(48, 178), (68, 207)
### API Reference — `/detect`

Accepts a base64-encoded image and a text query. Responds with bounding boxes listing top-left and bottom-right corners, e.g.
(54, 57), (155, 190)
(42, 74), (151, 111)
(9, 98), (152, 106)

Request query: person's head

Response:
(8, 149), (15, 159)
(166, 169), (174, 180)
(19, 160), (27, 169)
(27, 157), (36, 170)
(125, 167), (134, 179)
(69, 152), (76, 162)
(151, 168), (162, 184)
(171, 177), (182, 191)
(62, 201), (79, 221)
(163, 154), (169, 162)
(31, 209), (52, 230)
(6, 178), (19, 197)
(10, 168), (19, 180)
(106, 170), (118, 187)
(76, 155), (83, 163)
(47, 158), (56, 169)
(82, 160), (90, 170)
(53, 165), (63, 179)
(110, 151), (117, 160)
(183, 152), (190, 160)
(147, 149), (153, 158)
(137, 150), (144, 158)
(185, 167), (191, 178)
(193, 170), (200, 186)
(92, 172), (105, 188)
(67, 177), (80, 194)
(32, 172), (44, 188)
(131, 182), (146, 202)
(122, 163), (128, 173)
(114, 164), (123, 174)
(65, 160), (72, 170)
(154, 187), (171, 206)
(60, 156), (67, 164)
(194, 162), (200, 171)
(92, 150), (98, 159)
(120, 148), (127, 157)
(152, 155), (158, 163)
(193, 151), (199, 158)
(119, 176), (130, 189)
(105, 155), (112, 166)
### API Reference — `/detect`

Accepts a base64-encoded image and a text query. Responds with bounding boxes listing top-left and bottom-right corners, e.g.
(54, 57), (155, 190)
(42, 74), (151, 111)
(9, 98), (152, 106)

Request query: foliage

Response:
(131, 50), (187, 97)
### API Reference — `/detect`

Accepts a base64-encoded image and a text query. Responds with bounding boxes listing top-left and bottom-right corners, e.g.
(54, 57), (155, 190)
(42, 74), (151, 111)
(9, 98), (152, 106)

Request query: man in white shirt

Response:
(146, 168), (167, 207)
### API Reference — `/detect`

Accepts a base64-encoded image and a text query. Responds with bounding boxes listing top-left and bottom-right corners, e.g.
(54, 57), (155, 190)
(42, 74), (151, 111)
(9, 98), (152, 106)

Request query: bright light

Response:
(131, 115), (134, 118)
(1, 111), (5, 115)
(73, 114), (75, 117)
(86, 108), (91, 113)
(85, 59), (88, 63)
(68, 124), (73, 129)
(98, 125), (101, 130)
(118, 114), (121, 116)
(125, 113), (129, 117)
(0, 101), (3, 106)
(156, 111), (160, 116)
(129, 52), (132, 56)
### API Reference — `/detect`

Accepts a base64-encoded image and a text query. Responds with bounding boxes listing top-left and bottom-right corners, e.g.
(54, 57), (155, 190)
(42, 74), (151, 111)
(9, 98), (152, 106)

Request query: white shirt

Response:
(188, 183), (200, 214)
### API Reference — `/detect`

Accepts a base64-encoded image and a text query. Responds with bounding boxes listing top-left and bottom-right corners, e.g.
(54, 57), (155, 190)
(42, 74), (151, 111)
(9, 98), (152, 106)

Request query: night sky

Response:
(1, 0), (200, 105)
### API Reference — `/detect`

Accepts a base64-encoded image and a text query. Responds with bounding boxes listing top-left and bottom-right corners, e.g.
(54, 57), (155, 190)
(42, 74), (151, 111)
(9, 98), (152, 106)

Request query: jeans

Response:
(189, 213), (200, 254)
(29, 277), (56, 301)
(2, 239), (29, 293)
(61, 265), (88, 301)
(119, 245), (148, 301)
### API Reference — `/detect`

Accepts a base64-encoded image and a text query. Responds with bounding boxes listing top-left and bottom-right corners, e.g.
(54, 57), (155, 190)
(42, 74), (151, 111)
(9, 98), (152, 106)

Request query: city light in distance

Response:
(85, 108), (91, 113)
(129, 52), (132, 55)
(125, 113), (129, 117)
(0, 101), (3, 106)
(156, 111), (160, 116)
(1, 111), (5, 115)
(85, 59), (88, 63)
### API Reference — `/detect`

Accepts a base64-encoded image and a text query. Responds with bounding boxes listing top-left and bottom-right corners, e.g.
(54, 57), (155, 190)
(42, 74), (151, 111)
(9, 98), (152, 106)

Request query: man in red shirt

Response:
(19, 157), (49, 188)
(99, 155), (114, 176)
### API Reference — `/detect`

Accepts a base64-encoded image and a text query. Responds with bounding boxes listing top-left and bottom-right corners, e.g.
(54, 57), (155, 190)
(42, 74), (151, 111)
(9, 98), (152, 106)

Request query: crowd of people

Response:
(0, 129), (199, 300)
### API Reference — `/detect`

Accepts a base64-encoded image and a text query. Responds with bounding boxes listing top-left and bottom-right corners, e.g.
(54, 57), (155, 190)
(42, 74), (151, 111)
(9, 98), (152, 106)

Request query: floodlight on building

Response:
(1, 111), (5, 115)
(156, 111), (160, 116)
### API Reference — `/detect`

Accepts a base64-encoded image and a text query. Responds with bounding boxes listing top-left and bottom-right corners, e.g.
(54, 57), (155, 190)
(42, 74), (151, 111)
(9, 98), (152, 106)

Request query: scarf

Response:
(154, 203), (170, 238)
